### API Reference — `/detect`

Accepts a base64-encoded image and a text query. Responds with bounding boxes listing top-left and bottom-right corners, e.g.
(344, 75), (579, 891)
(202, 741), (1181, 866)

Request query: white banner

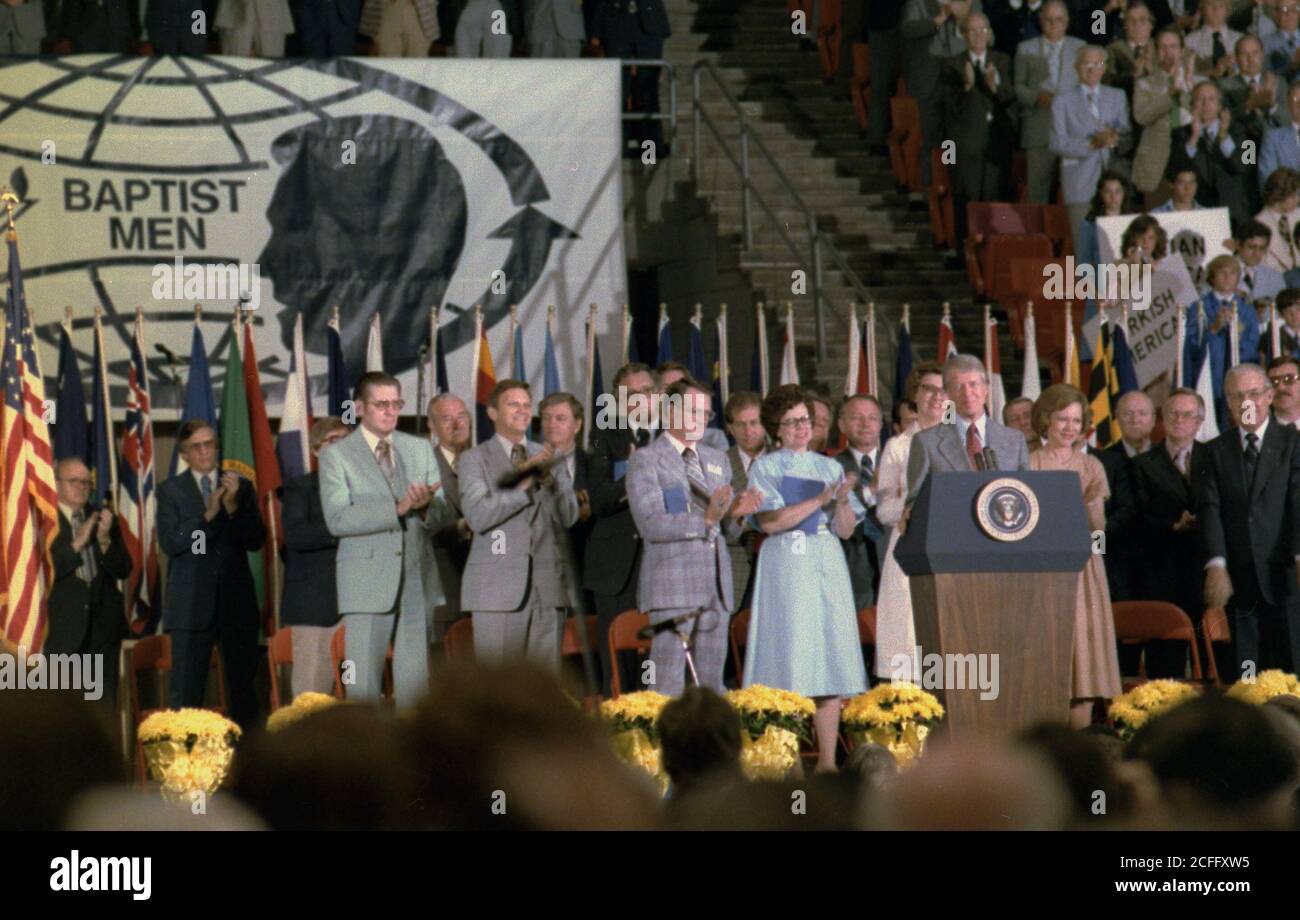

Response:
(1096, 207), (1233, 289)
(2, 56), (628, 416)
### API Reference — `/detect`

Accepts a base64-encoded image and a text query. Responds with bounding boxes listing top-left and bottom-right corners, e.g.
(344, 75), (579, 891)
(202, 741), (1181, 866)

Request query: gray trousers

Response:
(1026, 145), (1058, 204)
(866, 28), (900, 145)
(472, 583), (565, 668)
(343, 580), (432, 709)
(648, 601), (729, 697)
(290, 623), (342, 698)
(455, 0), (512, 57)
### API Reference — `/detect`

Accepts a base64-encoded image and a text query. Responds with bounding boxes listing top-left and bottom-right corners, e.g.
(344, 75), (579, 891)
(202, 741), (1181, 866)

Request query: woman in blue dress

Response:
(743, 385), (867, 772)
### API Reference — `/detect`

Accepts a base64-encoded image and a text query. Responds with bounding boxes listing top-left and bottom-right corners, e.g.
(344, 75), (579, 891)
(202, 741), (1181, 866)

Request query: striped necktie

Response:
(71, 510), (97, 583)
(682, 447), (712, 511)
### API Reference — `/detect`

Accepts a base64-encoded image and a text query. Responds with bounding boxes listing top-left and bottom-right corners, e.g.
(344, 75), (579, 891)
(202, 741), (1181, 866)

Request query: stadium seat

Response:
(730, 608), (751, 676)
(982, 234), (1053, 307)
(964, 202), (1052, 296)
(608, 610), (652, 697)
(1042, 203), (1075, 256)
(888, 85), (922, 192)
(928, 149), (955, 250)
(850, 43), (870, 134)
(267, 626), (293, 712)
(1007, 254), (1071, 347)
(1112, 601), (1203, 690)
(1201, 606), (1231, 687)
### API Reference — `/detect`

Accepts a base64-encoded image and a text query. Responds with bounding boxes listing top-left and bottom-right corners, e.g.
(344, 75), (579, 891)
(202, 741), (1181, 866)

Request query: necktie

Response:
(1087, 89), (1099, 121)
(72, 510), (97, 583)
(1244, 432), (1260, 487)
(860, 450), (874, 481)
(1212, 31), (1226, 64)
(375, 439), (396, 486)
(1176, 448), (1190, 481)
(511, 443), (527, 469)
(1282, 214), (1298, 268)
(965, 422), (982, 470)
(681, 447), (712, 512)
(200, 473), (213, 503)
(1245, 269), (1254, 291)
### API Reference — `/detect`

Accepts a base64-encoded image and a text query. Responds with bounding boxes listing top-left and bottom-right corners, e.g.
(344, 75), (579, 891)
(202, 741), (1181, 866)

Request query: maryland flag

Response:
(1088, 318), (1120, 448)
(472, 308), (497, 444)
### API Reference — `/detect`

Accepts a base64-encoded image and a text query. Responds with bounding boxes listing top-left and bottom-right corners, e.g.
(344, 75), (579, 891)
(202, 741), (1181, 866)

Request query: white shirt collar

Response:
(957, 414), (988, 446)
(438, 443), (460, 471)
(849, 445), (879, 469)
(1241, 416), (1270, 448)
(59, 501), (82, 522)
(360, 425), (389, 454)
(495, 432), (526, 459)
(191, 467), (216, 492)
(663, 431), (696, 456)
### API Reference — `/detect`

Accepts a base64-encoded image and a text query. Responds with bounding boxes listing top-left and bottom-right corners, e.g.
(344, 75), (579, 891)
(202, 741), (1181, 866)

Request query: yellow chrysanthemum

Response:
(726, 685), (815, 717)
(138, 708), (241, 743)
(1227, 670), (1300, 705)
(266, 692), (347, 733)
(1108, 680), (1200, 738)
(842, 682), (945, 730)
(739, 725), (801, 781)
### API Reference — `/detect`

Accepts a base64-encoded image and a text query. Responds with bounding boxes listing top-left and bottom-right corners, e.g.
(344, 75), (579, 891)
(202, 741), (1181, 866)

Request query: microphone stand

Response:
(638, 608), (706, 688)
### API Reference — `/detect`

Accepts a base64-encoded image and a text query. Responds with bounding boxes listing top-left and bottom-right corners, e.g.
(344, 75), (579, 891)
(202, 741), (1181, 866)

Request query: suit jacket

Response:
(1168, 121), (1253, 229)
(429, 444), (470, 627)
(50, 0), (137, 51)
(1014, 34), (1084, 148)
(589, 0), (669, 44)
(1237, 260), (1286, 304)
(1104, 39), (1156, 101)
(278, 472), (339, 628)
(45, 510), (130, 656)
(459, 436), (581, 612)
(984, 0), (1041, 58)
(1090, 443), (1138, 600)
(1259, 121), (1300, 194)
(1131, 66), (1194, 193)
(1186, 25), (1244, 72)
(626, 433), (740, 616)
(1219, 72), (1286, 148)
(1256, 204), (1300, 274)
(1197, 421), (1300, 607)
(216, 0), (294, 33)
(1262, 27), (1300, 78)
(319, 428), (453, 616)
(527, 0), (585, 41)
(1132, 441), (1209, 614)
(583, 426), (642, 596)
(1049, 83), (1133, 205)
(906, 416), (1031, 500)
(942, 50), (1017, 162)
(568, 446), (593, 576)
(901, 0), (974, 98)
(291, 0), (362, 29)
(157, 471), (265, 632)
(835, 447), (886, 611)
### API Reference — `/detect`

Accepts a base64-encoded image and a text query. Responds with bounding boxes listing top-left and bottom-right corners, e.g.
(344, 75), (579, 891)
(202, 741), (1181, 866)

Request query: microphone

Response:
(637, 608), (705, 640)
(154, 342), (180, 362)
(982, 447), (998, 471)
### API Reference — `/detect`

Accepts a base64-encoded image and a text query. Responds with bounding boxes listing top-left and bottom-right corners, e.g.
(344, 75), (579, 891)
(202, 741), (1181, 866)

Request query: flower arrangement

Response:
(137, 708), (241, 804)
(739, 724), (802, 781)
(1108, 680), (1200, 739)
(842, 682), (945, 766)
(725, 685), (815, 744)
(1226, 670), (1300, 706)
(601, 692), (672, 793)
(266, 692), (346, 733)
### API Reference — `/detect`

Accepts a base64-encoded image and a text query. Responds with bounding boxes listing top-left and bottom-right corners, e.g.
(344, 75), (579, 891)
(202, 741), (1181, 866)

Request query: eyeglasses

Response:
(780, 416), (813, 429)
(1228, 387), (1271, 402)
(1164, 409), (1201, 421)
(916, 383), (945, 396)
(1270, 374), (1300, 386)
(185, 439), (217, 452)
(59, 477), (92, 486)
(367, 399), (405, 411)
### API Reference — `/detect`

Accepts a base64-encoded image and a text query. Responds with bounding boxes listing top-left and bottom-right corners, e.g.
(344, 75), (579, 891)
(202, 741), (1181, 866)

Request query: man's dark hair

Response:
(1277, 288), (1300, 312)
(612, 362), (655, 389)
(658, 688), (743, 795)
(723, 391), (762, 425)
(1239, 220), (1272, 244)
(488, 378), (530, 411)
(354, 371), (401, 403)
(538, 391), (584, 425)
(178, 418), (216, 447)
(663, 375), (710, 401)
(655, 360), (692, 379)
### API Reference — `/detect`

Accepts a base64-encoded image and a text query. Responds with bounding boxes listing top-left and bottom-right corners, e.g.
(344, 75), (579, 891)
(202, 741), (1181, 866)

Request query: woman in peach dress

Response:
(1029, 384), (1122, 728)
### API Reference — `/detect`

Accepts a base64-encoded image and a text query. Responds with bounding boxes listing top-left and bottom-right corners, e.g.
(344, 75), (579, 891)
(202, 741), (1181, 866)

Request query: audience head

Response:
(1088, 170), (1134, 220)
(1224, 363), (1273, 431)
(1206, 253), (1241, 294)
(1019, 723), (1133, 826)
(1263, 166), (1300, 211)
(1121, 214), (1168, 262)
(1280, 287), (1300, 327)
(1039, 0), (1069, 41)
(1289, 79), (1300, 126)
(427, 393), (471, 453)
(486, 378), (532, 441)
(1155, 27), (1183, 71)
(55, 458), (93, 511)
(963, 12), (993, 53)
(308, 416), (350, 458)
(1161, 387), (1205, 445)
(1076, 45), (1107, 87)
(762, 384), (816, 448)
(1122, 2), (1153, 45)
(1200, 0), (1229, 28)
(1002, 396), (1035, 438)
(658, 688), (743, 796)
(661, 376), (713, 443)
(177, 418), (219, 474)
(724, 391), (766, 454)
(1236, 34), (1264, 77)
(613, 361), (657, 424)
(1190, 80), (1223, 125)
(1166, 165), (1198, 209)
(1237, 220), (1272, 269)
(1128, 695), (1299, 829)
(893, 398), (919, 434)
(942, 354), (989, 422)
(1032, 383), (1090, 447)
(842, 741), (899, 792)
(808, 394), (833, 452)
(1115, 391), (1155, 448)
(838, 394), (883, 453)
(354, 371), (403, 438)
(655, 360), (692, 390)
(539, 392), (583, 452)
(1280, 0), (1300, 35)
(1268, 356), (1300, 421)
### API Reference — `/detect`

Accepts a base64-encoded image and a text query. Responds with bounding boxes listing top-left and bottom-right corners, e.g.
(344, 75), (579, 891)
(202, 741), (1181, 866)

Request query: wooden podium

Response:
(894, 471), (1092, 737)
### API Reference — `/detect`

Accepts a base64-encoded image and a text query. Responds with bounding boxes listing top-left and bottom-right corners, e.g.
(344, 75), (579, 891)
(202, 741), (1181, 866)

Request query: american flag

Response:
(119, 309), (159, 634)
(1, 227), (59, 652)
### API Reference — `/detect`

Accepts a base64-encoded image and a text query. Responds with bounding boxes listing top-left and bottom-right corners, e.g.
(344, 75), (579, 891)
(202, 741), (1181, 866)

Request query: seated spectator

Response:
(0, 0), (44, 53)
(48, 0), (138, 53)
(1260, 81), (1300, 195)
(1049, 44), (1133, 233)
(1277, 288), (1300, 357)
(1257, 166), (1300, 276)
(1186, 0), (1243, 77)
(526, 0), (584, 57)
(1151, 163), (1203, 211)
(1168, 80), (1253, 232)
(1268, 354), (1300, 425)
(1220, 35), (1285, 148)
(658, 687), (743, 801)
(1103, 1), (1156, 101)
(1018, 723), (1136, 826)
(360, 0), (439, 56)
(1264, 0), (1300, 78)
(1127, 695), (1299, 830)
(1076, 170), (1137, 270)
(1132, 27), (1196, 206)
(290, 0), (362, 56)
(1237, 220), (1287, 303)
(216, 0), (294, 56)
(1186, 254), (1261, 414)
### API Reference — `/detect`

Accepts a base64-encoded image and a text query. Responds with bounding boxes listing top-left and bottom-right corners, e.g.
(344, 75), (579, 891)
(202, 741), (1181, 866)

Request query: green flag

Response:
(219, 332), (264, 611)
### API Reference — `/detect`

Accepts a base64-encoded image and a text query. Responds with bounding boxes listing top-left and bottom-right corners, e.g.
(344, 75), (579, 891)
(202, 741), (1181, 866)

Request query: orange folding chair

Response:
(608, 610), (652, 697)
(1113, 601), (1203, 691)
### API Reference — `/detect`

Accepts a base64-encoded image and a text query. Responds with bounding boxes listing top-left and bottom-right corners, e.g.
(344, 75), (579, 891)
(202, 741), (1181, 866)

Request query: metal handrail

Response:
(620, 60), (676, 142)
(691, 58), (876, 361)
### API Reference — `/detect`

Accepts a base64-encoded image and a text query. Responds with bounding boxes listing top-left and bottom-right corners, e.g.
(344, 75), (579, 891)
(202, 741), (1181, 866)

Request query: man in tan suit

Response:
(1133, 26), (1197, 199)
(723, 391), (767, 612)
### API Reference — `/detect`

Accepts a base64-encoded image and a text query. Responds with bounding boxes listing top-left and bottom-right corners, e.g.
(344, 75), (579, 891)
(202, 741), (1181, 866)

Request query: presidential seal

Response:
(974, 478), (1040, 542)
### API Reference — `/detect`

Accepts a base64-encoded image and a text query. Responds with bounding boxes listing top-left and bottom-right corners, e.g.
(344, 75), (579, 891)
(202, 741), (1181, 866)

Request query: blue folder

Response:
(662, 485), (688, 514)
(780, 475), (824, 535)
(614, 460), (628, 481)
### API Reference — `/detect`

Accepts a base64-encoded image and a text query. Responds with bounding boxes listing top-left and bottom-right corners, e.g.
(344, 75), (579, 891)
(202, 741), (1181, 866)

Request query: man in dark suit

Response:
(943, 12), (1017, 241)
(724, 391), (767, 612)
(1095, 390), (1150, 604)
(588, 0), (671, 155)
(1199, 363), (1300, 676)
(864, 0), (907, 150)
(157, 419), (266, 729)
(46, 0), (138, 53)
(985, 0), (1042, 59)
(427, 393), (472, 644)
(1168, 80), (1255, 232)
(45, 458), (130, 708)
(278, 418), (349, 699)
(834, 394), (888, 610)
(585, 361), (656, 694)
(145, 0), (207, 54)
(541, 391), (594, 613)
(1131, 388), (1213, 678)
(290, 0), (361, 55)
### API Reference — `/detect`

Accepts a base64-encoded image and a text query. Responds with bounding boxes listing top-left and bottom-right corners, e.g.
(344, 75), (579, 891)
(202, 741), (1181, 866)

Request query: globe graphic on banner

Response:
(0, 54), (581, 412)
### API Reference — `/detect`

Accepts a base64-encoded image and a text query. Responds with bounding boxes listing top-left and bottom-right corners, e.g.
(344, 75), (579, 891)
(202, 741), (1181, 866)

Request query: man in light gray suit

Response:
(460, 378), (580, 666)
(320, 372), (454, 709)
(427, 392), (473, 643)
(628, 377), (761, 695)
(0, 0), (44, 53)
(526, 0), (583, 56)
(1051, 44), (1134, 232)
(907, 354), (1031, 502)
(1014, 0), (1084, 203)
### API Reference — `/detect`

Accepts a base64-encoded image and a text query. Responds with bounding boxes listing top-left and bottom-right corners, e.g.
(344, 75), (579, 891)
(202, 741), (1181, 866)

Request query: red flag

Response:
(242, 322), (283, 630)
(938, 308), (958, 360)
(473, 312), (498, 443)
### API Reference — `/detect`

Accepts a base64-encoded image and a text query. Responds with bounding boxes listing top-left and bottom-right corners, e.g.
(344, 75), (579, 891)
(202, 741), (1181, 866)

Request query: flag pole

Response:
(718, 302), (730, 405)
(866, 301), (878, 398)
(584, 303), (597, 450)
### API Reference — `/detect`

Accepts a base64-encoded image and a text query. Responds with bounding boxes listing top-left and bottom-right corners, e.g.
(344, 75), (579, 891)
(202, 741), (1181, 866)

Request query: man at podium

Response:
(906, 354), (1031, 498)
